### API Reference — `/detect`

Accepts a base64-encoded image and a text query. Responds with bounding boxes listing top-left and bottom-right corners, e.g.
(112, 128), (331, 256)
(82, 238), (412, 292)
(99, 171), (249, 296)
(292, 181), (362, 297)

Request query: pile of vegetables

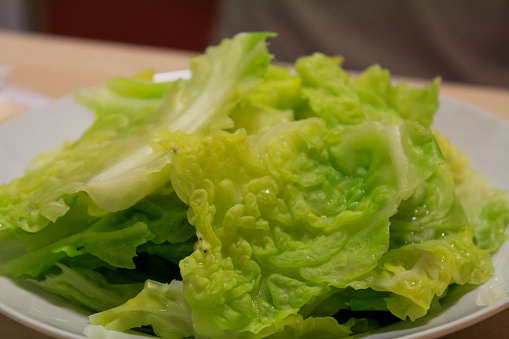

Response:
(0, 32), (508, 339)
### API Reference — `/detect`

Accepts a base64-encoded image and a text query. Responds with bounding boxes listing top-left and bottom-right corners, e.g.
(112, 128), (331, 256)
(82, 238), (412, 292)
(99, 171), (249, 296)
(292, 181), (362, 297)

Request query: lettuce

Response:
(163, 117), (442, 337)
(0, 32), (507, 339)
(31, 263), (144, 312)
(89, 280), (196, 339)
(433, 131), (509, 252)
(0, 190), (193, 277)
(294, 53), (440, 127)
(356, 231), (493, 321)
(0, 32), (275, 233)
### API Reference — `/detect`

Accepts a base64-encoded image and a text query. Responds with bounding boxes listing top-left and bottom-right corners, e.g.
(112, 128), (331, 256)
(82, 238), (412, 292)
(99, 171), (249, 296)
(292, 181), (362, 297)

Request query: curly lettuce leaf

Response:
(90, 280), (365, 339)
(434, 131), (509, 252)
(0, 32), (275, 233)
(228, 65), (301, 135)
(162, 115), (442, 337)
(89, 280), (196, 339)
(357, 231), (494, 321)
(389, 165), (469, 249)
(0, 73), (172, 233)
(31, 263), (143, 312)
(1, 191), (193, 278)
(458, 171), (509, 252)
(263, 315), (354, 339)
(294, 53), (440, 127)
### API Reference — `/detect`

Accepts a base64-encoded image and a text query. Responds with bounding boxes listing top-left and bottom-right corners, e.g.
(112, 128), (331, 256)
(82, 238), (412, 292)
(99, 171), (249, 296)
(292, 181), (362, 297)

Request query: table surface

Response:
(0, 30), (508, 339)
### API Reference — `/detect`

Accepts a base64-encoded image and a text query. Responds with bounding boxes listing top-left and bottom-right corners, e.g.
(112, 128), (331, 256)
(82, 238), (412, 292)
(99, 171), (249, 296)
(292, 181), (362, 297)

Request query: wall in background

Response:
(38, 0), (220, 51)
(0, 0), (219, 52)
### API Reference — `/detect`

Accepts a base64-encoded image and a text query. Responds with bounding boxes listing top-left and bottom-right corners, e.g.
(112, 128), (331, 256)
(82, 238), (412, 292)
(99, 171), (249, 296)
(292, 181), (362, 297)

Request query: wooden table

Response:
(0, 30), (508, 339)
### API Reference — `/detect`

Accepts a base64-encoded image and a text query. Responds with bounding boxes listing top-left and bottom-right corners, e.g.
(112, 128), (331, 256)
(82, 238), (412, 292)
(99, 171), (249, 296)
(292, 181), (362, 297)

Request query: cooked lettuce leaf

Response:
(227, 65), (300, 135)
(0, 73), (171, 233)
(31, 263), (143, 312)
(433, 131), (509, 252)
(358, 231), (494, 320)
(1, 190), (193, 278)
(162, 115), (442, 337)
(388, 166), (469, 249)
(89, 279), (372, 339)
(294, 53), (440, 127)
(90, 280), (196, 339)
(0, 32), (275, 233)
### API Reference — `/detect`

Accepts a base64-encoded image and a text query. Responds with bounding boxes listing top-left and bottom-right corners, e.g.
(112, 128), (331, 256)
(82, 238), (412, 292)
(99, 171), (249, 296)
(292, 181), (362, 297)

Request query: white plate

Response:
(0, 72), (509, 339)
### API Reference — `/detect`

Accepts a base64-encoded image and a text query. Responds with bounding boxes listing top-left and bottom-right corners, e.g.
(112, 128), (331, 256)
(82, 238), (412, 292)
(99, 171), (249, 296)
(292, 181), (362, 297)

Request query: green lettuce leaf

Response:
(389, 165), (469, 249)
(163, 115), (442, 337)
(228, 65), (300, 135)
(434, 131), (509, 252)
(294, 53), (440, 127)
(263, 316), (354, 339)
(0, 32), (275, 233)
(89, 280), (196, 339)
(1, 191), (193, 278)
(31, 263), (143, 312)
(90, 280), (365, 339)
(356, 231), (494, 321)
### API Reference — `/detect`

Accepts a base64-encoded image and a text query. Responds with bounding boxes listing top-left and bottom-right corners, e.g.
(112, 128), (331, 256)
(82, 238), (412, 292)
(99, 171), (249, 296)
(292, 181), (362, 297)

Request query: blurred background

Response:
(0, 0), (219, 52)
(1, 0), (508, 88)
